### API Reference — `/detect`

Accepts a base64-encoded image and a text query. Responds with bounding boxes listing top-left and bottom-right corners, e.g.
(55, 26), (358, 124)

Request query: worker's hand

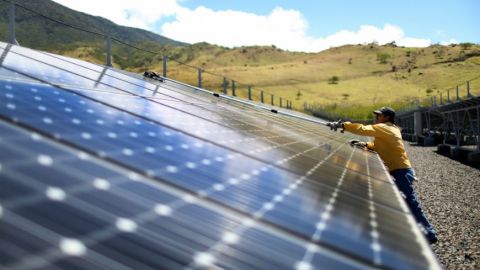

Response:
(326, 120), (345, 132)
(349, 139), (367, 148)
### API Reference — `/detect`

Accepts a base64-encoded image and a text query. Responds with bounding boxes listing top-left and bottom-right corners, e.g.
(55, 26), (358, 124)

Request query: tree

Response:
(377, 52), (391, 64)
(328, 76), (339, 84)
(296, 90), (303, 100)
(460, 42), (473, 50)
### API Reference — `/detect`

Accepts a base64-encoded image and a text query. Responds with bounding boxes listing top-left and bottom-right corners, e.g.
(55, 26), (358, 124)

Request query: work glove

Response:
(349, 139), (367, 148)
(326, 120), (344, 132)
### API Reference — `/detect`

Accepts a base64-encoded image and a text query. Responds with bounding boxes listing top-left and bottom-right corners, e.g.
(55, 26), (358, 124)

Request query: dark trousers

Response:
(390, 168), (437, 240)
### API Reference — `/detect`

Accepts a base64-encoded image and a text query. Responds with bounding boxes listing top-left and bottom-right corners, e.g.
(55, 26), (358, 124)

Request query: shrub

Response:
(377, 52), (391, 64)
(460, 42), (474, 50)
(328, 76), (339, 84)
(296, 90), (302, 100)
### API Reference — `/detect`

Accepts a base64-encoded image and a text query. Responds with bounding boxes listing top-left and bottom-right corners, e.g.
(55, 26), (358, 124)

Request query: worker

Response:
(327, 106), (438, 244)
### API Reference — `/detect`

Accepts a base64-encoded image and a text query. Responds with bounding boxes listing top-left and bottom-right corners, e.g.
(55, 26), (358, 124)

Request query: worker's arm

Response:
(349, 139), (375, 151)
(343, 122), (382, 137)
(344, 122), (380, 151)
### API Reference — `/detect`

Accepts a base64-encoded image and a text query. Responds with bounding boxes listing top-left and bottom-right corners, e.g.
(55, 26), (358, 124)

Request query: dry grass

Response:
(69, 43), (480, 119)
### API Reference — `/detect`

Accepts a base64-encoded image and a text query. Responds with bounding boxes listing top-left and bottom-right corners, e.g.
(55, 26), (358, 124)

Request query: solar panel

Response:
(0, 41), (440, 269)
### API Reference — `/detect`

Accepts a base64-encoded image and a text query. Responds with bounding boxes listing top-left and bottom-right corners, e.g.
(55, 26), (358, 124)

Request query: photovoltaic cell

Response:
(0, 41), (440, 269)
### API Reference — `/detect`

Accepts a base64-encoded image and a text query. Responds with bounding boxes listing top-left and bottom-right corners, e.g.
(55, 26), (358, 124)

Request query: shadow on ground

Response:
(408, 143), (480, 170)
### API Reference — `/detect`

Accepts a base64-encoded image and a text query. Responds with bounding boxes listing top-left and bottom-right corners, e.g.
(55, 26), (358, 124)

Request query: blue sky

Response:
(180, 0), (479, 41)
(52, 0), (479, 52)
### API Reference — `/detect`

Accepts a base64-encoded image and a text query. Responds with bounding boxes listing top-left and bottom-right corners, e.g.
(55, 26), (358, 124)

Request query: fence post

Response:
(106, 35), (112, 67)
(456, 85), (460, 101)
(8, 2), (18, 45)
(162, 48), (167, 77)
(270, 94), (274, 106)
(223, 77), (228, 94)
(279, 97), (283, 108)
(440, 93), (443, 105)
(232, 80), (236, 96)
(433, 95), (437, 107)
(247, 86), (252, 100)
(198, 68), (202, 88)
(447, 90), (450, 103)
(467, 81), (472, 97)
(260, 91), (264, 103)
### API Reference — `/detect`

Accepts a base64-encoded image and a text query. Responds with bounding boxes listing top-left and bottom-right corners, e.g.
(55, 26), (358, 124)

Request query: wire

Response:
(2, 0), (293, 106)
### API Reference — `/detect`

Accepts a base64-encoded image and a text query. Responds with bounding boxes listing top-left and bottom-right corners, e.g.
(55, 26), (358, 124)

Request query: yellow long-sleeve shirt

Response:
(343, 121), (411, 172)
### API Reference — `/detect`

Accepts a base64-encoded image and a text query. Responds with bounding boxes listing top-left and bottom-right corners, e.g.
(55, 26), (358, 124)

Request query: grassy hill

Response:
(0, 0), (478, 120)
(155, 42), (480, 120)
(0, 0), (186, 69)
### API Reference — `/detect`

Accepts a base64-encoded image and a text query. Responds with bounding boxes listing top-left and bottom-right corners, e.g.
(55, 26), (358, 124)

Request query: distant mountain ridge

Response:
(0, 0), (187, 50)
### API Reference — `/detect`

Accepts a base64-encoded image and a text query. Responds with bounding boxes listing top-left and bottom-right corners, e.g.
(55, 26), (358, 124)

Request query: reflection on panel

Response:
(0, 41), (440, 269)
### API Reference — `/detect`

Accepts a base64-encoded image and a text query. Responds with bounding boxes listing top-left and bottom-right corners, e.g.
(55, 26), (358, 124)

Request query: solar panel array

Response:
(0, 41), (440, 270)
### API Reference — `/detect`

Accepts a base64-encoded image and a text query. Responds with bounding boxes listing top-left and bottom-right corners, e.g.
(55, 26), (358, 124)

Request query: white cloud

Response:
(161, 6), (431, 52)
(440, 39), (459, 45)
(161, 7), (310, 50)
(52, 0), (183, 30)
(52, 0), (431, 52)
(308, 25), (431, 51)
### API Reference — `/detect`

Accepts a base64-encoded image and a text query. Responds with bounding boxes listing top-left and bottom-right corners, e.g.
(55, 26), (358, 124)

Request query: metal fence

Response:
(0, 0), (294, 110)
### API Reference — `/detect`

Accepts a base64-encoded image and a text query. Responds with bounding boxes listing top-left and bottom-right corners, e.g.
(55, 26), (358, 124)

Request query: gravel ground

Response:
(404, 144), (480, 270)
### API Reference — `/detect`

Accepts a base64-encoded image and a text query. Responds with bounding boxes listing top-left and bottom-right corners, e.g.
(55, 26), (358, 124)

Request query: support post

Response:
(8, 2), (18, 45)
(456, 85), (460, 101)
(477, 107), (480, 151)
(440, 93), (443, 105)
(106, 35), (112, 67)
(223, 77), (228, 94)
(232, 80), (236, 96)
(467, 81), (472, 97)
(248, 85), (252, 100)
(198, 68), (202, 88)
(271, 94), (274, 106)
(162, 48), (167, 77)
(260, 91), (264, 103)
(414, 111), (422, 142)
(447, 90), (450, 103)
(279, 97), (283, 108)
(456, 111), (461, 147)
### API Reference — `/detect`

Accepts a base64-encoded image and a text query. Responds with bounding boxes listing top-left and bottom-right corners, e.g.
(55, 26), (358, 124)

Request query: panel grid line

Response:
(0, 42), (441, 270)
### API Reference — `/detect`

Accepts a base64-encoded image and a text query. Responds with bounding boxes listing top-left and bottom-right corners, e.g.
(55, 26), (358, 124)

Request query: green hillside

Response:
(0, 0), (479, 120)
(0, 0), (186, 68)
